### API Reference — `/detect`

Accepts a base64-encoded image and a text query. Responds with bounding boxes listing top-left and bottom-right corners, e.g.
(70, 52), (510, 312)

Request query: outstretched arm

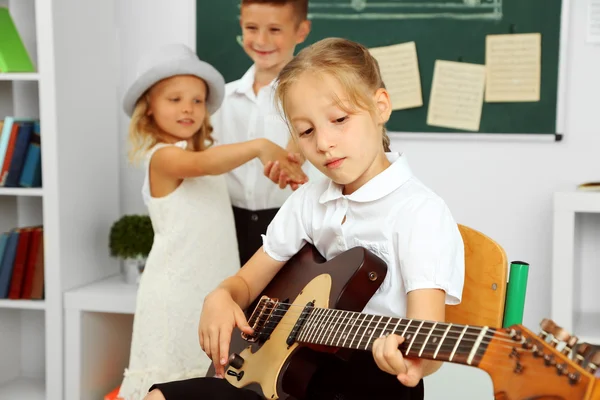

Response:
(151, 138), (306, 182)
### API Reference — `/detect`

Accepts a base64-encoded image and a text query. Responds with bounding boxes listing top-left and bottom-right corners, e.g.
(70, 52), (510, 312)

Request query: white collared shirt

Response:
(211, 65), (293, 211)
(262, 153), (465, 318)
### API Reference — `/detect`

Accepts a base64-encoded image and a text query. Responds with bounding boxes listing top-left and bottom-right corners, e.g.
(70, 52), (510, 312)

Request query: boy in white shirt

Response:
(211, 0), (311, 265)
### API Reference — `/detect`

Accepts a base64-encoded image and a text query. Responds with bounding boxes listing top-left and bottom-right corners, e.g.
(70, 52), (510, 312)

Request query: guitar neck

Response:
(296, 307), (497, 367)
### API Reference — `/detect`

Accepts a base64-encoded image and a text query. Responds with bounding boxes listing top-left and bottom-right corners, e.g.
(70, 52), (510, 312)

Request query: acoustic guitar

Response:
(208, 245), (600, 399)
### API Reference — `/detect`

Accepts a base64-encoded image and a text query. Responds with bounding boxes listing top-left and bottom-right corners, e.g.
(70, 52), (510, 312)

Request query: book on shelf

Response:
(0, 7), (35, 73)
(0, 225), (44, 300)
(0, 117), (42, 188)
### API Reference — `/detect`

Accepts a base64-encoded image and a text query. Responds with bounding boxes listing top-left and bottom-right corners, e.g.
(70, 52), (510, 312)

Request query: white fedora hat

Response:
(123, 43), (225, 117)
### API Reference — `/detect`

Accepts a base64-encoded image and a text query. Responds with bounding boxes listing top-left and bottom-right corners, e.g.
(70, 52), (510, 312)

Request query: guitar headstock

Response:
(478, 319), (599, 399)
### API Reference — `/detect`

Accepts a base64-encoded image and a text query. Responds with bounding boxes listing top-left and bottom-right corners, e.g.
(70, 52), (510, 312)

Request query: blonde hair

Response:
(127, 91), (215, 163)
(275, 37), (391, 152)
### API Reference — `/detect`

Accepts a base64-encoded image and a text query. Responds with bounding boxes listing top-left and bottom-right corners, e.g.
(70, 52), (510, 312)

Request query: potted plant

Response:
(109, 214), (154, 284)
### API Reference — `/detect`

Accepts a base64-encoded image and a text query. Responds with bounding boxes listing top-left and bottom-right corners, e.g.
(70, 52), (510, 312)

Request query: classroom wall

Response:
(116, 0), (600, 337)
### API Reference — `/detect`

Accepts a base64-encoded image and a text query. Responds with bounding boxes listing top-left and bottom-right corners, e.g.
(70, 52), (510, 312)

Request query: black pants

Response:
(149, 351), (424, 400)
(232, 206), (279, 266)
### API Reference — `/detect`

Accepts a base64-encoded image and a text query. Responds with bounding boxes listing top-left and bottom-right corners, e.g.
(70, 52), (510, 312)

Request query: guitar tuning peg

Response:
(539, 318), (556, 340)
(550, 326), (571, 348)
(575, 343), (594, 366)
(508, 328), (523, 342)
(585, 352), (600, 374)
(539, 318), (571, 347)
(561, 335), (579, 356)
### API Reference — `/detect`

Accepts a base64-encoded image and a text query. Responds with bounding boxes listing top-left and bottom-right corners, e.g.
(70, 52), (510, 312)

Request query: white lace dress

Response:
(118, 141), (241, 400)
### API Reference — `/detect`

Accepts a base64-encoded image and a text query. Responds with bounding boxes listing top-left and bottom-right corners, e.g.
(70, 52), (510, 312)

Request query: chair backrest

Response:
(445, 224), (508, 328)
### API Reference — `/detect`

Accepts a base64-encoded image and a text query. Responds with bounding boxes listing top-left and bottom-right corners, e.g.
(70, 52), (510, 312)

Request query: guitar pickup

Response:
(287, 301), (315, 347)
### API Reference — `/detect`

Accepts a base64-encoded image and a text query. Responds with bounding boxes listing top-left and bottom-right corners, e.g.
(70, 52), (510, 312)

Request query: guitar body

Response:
(208, 244), (387, 399)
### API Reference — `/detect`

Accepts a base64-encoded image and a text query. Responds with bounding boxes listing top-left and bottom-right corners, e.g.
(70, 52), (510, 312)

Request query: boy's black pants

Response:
(232, 206), (279, 266)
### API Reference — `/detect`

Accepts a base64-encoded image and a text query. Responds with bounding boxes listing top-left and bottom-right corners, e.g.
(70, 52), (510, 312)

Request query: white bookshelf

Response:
(0, 0), (120, 399)
(64, 274), (137, 314)
(64, 275), (136, 400)
(552, 191), (600, 345)
(0, 188), (43, 196)
(0, 299), (45, 310)
(0, 73), (39, 81)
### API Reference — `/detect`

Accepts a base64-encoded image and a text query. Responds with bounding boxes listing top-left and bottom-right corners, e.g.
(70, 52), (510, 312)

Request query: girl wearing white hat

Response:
(118, 43), (306, 400)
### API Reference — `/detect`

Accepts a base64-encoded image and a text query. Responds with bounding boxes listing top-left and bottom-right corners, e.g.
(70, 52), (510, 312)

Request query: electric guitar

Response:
(208, 245), (600, 399)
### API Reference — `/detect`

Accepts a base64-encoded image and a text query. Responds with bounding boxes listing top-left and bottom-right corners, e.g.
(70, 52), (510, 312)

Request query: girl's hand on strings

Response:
(198, 288), (253, 378)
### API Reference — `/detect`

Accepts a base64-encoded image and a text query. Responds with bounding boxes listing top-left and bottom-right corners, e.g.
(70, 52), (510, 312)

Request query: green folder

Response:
(0, 7), (35, 72)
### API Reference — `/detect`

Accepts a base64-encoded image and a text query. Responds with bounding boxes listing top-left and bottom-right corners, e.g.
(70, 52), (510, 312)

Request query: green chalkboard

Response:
(196, 0), (563, 135)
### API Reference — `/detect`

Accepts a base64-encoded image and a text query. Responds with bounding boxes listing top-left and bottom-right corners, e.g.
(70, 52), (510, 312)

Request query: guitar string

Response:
(243, 306), (568, 354)
(265, 322), (537, 356)
(248, 300), (520, 341)
(248, 303), (522, 343)
(247, 323), (544, 361)
(255, 315), (508, 345)
(304, 328), (525, 356)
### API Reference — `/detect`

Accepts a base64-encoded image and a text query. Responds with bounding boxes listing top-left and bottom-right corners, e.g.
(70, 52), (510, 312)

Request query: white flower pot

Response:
(122, 256), (146, 285)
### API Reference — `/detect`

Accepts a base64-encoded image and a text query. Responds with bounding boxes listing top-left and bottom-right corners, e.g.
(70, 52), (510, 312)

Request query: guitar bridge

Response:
(242, 296), (289, 343)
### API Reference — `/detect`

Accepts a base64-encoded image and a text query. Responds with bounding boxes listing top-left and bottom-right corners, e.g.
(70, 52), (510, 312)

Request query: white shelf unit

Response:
(552, 191), (600, 345)
(64, 275), (137, 400)
(0, 299), (45, 310)
(0, 188), (43, 196)
(64, 275), (137, 314)
(0, 73), (39, 81)
(0, 0), (120, 399)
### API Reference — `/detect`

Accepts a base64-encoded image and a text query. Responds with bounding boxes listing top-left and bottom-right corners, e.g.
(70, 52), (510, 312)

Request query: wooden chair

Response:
(445, 224), (508, 328)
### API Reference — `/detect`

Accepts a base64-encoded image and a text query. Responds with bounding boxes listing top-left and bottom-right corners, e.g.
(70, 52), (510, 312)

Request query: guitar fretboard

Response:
(296, 307), (496, 366)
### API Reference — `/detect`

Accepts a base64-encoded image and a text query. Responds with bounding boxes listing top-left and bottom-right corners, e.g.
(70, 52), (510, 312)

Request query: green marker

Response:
(503, 261), (529, 328)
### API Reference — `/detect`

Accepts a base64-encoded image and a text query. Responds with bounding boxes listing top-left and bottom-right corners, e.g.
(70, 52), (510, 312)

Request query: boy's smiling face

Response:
(240, 3), (310, 74)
